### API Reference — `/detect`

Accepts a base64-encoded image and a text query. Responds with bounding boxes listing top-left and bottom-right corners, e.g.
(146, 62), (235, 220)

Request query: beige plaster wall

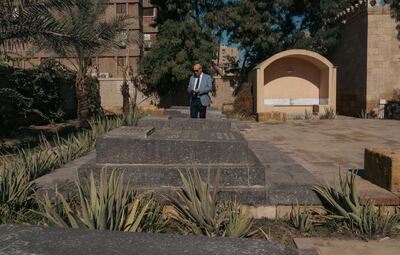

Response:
(263, 57), (321, 101)
(99, 78), (158, 113)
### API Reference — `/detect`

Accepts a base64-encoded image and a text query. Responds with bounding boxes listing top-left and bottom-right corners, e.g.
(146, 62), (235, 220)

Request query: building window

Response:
(117, 56), (126, 67)
(116, 3), (126, 14)
(143, 7), (154, 17)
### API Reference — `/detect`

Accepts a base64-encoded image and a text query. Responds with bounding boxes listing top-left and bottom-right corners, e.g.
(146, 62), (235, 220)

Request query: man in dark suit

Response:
(187, 64), (212, 118)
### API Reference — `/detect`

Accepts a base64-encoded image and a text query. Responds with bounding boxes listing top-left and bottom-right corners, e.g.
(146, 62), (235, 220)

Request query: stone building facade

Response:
(332, 1), (400, 116)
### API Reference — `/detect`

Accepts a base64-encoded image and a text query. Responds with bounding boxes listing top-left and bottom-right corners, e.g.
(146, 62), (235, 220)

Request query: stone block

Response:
(364, 148), (400, 193)
(257, 112), (287, 122)
(137, 116), (232, 131)
(244, 206), (277, 219)
(268, 185), (321, 205)
(79, 155), (265, 188)
(0, 225), (299, 255)
(96, 128), (249, 164)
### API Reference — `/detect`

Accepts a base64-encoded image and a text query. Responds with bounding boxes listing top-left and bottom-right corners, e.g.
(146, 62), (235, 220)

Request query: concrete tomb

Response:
(79, 116), (267, 205)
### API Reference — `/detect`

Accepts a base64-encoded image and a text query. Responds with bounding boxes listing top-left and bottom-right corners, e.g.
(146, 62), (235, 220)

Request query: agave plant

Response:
(167, 168), (255, 238)
(289, 203), (313, 232)
(35, 169), (166, 232)
(314, 171), (400, 236)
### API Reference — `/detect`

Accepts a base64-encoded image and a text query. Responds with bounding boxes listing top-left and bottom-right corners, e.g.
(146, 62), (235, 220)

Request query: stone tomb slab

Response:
(96, 127), (249, 164)
(0, 224), (298, 255)
(137, 116), (232, 131)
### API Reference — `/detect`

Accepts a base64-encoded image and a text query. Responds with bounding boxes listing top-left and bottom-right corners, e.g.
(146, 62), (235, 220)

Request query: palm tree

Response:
(1, 0), (128, 123)
(0, 0), (74, 57)
(34, 0), (127, 122)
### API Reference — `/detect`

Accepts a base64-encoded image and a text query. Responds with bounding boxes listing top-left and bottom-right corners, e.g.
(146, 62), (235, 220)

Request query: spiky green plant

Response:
(0, 114), (142, 224)
(358, 109), (371, 119)
(0, 168), (35, 223)
(314, 171), (400, 236)
(35, 169), (166, 232)
(319, 107), (336, 120)
(289, 203), (313, 232)
(1, 113), (141, 182)
(167, 168), (255, 238)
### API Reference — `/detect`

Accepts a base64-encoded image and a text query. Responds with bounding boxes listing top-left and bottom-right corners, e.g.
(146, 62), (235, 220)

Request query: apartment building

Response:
(13, 0), (157, 79)
(217, 45), (239, 70)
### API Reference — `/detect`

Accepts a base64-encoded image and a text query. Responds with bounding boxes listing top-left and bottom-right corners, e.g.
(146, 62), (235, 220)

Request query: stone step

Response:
(129, 186), (268, 206)
(137, 116), (232, 131)
(96, 127), (249, 164)
(78, 160), (265, 188)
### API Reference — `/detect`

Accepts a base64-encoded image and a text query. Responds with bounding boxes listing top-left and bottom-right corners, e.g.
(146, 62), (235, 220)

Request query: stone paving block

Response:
(265, 163), (318, 186)
(0, 225), (299, 255)
(364, 148), (400, 193)
(268, 185), (321, 205)
(245, 206), (277, 219)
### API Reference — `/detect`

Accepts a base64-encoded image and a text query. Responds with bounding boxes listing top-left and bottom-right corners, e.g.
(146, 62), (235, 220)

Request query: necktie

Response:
(195, 76), (201, 90)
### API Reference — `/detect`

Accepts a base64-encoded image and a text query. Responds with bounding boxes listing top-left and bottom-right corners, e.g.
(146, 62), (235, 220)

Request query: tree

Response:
(36, 0), (127, 122)
(220, 0), (355, 80)
(141, 0), (224, 101)
(0, 0), (74, 58)
(385, 0), (400, 39)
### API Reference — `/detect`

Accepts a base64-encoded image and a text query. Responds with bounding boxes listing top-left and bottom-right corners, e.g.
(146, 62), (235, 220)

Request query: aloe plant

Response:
(314, 171), (400, 236)
(289, 203), (313, 232)
(35, 169), (166, 232)
(167, 168), (255, 238)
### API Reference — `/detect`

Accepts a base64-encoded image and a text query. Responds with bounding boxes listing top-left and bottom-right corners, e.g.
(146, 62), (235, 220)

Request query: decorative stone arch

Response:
(248, 49), (337, 120)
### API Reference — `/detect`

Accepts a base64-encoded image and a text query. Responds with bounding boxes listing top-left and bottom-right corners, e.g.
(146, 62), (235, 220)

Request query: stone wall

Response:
(366, 8), (400, 112)
(331, 8), (368, 116)
(332, 3), (400, 116)
(99, 75), (237, 113)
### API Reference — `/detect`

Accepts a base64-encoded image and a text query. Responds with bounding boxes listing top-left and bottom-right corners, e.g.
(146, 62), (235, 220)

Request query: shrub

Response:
(0, 60), (76, 133)
(85, 76), (103, 117)
(233, 83), (253, 116)
(167, 168), (257, 238)
(313, 171), (400, 237)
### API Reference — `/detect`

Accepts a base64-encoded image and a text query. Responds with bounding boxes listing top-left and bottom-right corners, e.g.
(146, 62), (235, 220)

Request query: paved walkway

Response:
(294, 237), (400, 255)
(241, 118), (400, 204)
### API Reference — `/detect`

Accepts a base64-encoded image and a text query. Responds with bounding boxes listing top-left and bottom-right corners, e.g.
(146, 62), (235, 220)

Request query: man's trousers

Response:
(190, 98), (207, 119)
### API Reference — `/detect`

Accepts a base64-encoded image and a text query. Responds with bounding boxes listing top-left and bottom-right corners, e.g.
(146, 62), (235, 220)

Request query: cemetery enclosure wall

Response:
(332, 5), (400, 116)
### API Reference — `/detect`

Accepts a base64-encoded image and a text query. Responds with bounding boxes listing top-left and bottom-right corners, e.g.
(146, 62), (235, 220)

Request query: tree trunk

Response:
(75, 73), (90, 124)
(121, 66), (130, 114)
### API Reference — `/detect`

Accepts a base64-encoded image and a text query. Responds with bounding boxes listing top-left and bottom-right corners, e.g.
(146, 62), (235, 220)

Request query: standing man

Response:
(188, 64), (212, 118)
